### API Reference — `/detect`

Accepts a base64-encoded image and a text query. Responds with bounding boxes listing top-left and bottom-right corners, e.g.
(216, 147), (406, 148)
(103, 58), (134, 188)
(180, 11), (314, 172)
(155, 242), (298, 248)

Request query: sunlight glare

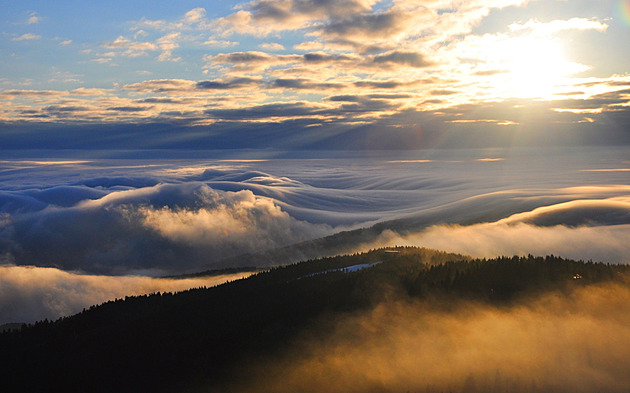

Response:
(495, 37), (588, 99)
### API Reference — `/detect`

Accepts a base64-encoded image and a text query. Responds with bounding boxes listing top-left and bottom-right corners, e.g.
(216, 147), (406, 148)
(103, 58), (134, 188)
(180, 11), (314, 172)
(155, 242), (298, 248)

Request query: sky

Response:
(1, 0), (630, 150)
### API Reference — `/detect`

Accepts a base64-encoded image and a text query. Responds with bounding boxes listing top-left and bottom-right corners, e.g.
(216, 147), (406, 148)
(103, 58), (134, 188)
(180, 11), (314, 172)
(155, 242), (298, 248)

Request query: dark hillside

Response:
(0, 247), (627, 393)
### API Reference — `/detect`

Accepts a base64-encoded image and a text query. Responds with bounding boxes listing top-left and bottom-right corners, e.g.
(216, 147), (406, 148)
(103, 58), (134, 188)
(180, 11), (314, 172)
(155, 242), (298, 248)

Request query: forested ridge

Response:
(1, 247), (628, 393)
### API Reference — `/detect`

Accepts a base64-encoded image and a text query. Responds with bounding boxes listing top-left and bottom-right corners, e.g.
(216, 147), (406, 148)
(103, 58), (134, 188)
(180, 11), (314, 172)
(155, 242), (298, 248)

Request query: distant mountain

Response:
(1, 247), (628, 393)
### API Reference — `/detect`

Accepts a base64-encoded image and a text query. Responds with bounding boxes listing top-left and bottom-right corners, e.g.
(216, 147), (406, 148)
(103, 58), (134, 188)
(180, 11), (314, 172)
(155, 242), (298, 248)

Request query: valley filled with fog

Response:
(1, 146), (629, 324)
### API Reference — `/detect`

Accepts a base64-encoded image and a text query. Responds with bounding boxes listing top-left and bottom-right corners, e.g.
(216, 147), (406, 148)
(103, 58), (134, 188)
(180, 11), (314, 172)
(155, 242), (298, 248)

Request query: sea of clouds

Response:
(1, 146), (629, 323)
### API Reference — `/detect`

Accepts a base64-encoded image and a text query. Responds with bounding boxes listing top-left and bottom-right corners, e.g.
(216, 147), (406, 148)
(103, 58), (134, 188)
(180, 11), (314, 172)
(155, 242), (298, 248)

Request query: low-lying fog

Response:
(1, 146), (629, 323)
(238, 281), (630, 393)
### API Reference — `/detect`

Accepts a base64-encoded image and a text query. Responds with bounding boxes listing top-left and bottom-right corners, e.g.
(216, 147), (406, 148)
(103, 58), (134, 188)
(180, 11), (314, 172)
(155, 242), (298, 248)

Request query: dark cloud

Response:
(302, 52), (355, 63)
(367, 93), (412, 100)
(321, 10), (412, 40)
(327, 95), (364, 102)
(270, 78), (342, 90)
(249, 0), (292, 21)
(209, 51), (362, 70)
(43, 105), (91, 113)
(353, 80), (414, 89)
(0, 90), (67, 99)
(1, 90), (630, 150)
(138, 98), (184, 104)
(205, 102), (327, 121)
(122, 79), (196, 94)
(247, 0), (374, 23)
(107, 106), (151, 112)
(212, 51), (275, 64)
(372, 51), (433, 68)
(196, 77), (259, 90)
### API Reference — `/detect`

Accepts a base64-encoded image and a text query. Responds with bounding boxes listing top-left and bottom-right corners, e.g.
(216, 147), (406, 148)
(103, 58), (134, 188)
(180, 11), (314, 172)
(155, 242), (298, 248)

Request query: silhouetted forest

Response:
(1, 247), (628, 393)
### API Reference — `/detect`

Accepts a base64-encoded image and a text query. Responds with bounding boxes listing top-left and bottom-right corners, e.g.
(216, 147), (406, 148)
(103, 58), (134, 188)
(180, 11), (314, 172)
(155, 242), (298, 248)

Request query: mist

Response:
(238, 281), (630, 393)
(0, 265), (253, 325)
(360, 197), (630, 264)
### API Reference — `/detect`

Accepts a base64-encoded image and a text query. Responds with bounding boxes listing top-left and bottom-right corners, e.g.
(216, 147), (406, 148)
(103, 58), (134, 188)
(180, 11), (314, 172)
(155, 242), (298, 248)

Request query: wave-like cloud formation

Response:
(1, 148), (629, 275)
(0, 148), (629, 326)
(1, 182), (331, 274)
(368, 198), (630, 264)
(0, 265), (252, 325)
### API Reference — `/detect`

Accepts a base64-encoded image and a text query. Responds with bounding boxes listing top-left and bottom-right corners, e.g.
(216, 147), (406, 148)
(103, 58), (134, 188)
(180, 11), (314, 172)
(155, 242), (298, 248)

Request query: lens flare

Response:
(619, 0), (630, 26)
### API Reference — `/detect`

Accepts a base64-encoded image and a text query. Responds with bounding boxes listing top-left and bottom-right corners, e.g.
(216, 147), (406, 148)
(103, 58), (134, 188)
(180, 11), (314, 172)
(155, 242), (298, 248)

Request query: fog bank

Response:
(240, 282), (630, 393)
(0, 265), (252, 325)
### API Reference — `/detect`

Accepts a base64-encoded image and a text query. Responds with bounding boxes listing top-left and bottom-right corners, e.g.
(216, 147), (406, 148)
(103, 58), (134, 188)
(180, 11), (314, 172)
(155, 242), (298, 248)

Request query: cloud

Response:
(70, 87), (111, 96)
(270, 78), (342, 90)
(0, 265), (253, 325)
(239, 283), (630, 393)
(102, 35), (157, 57)
(372, 51), (433, 68)
(318, 8), (416, 43)
(138, 190), (323, 249)
(133, 7), (211, 32)
(204, 101), (329, 121)
(183, 7), (206, 24)
(206, 49), (431, 75)
(196, 77), (260, 90)
(1, 152), (629, 277)
(203, 38), (239, 47)
(6, 0), (624, 141)
(509, 17), (609, 35)
(259, 42), (285, 51)
(499, 199), (630, 227)
(0, 89), (67, 99)
(12, 33), (42, 41)
(293, 41), (325, 51)
(122, 79), (197, 94)
(0, 183), (332, 274)
(156, 32), (182, 62)
(25, 12), (40, 25)
(214, 0), (378, 36)
(2, 0), (628, 136)
(207, 51), (289, 72)
(352, 79), (420, 89)
(1, 89), (630, 143)
(365, 199), (630, 264)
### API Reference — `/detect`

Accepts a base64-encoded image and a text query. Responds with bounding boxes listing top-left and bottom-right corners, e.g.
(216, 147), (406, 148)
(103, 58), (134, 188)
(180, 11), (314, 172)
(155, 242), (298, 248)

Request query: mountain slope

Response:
(1, 247), (628, 393)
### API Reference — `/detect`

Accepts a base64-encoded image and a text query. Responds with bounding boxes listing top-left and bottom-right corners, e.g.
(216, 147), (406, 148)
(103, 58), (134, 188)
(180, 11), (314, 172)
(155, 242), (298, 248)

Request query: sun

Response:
(490, 36), (588, 99)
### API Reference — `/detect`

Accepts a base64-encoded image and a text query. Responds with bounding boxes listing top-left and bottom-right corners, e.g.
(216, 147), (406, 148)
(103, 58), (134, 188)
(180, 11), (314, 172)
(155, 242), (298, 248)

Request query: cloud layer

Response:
(1, 182), (332, 274)
(1, 148), (629, 275)
(0, 265), (252, 325)
(0, 147), (629, 326)
(364, 197), (630, 264)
